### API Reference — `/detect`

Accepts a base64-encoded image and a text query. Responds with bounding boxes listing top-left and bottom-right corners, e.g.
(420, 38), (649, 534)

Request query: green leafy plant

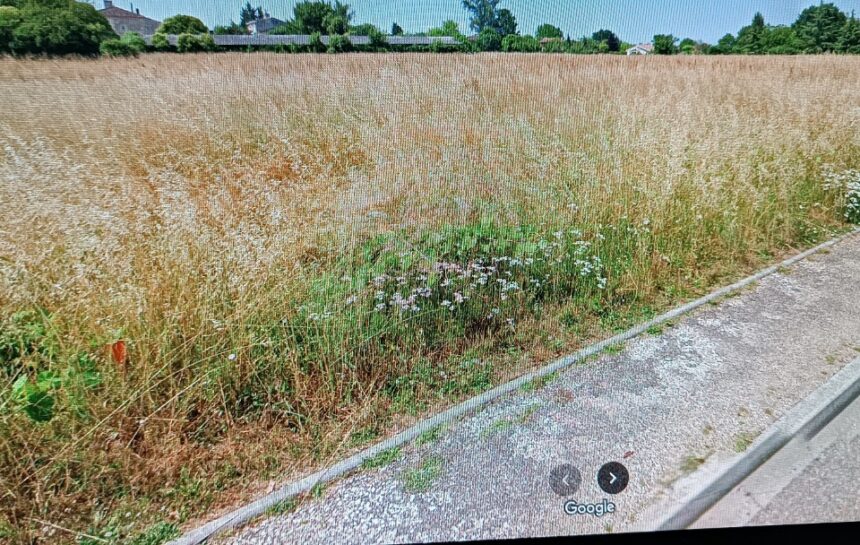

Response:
(151, 32), (170, 51)
(476, 28), (502, 51)
(308, 31), (325, 52)
(361, 447), (401, 469)
(100, 38), (137, 57)
(121, 31), (147, 53)
(177, 33), (217, 53)
(326, 34), (352, 53)
(400, 455), (443, 492)
(11, 373), (55, 422)
(157, 15), (209, 35)
(127, 522), (180, 545)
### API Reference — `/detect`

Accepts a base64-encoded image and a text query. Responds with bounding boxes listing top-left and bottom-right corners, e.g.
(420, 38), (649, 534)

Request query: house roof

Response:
(628, 43), (653, 52)
(99, 6), (160, 23)
(248, 16), (285, 26)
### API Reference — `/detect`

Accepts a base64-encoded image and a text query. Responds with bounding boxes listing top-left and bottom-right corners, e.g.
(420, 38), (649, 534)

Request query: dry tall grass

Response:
(1, 52), (859, 543)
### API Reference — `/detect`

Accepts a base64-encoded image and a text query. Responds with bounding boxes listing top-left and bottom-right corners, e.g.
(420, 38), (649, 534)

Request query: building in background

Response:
(246, 14), (285, 35)
(99, 1), (161, 36)
(626, 43), (654, 55)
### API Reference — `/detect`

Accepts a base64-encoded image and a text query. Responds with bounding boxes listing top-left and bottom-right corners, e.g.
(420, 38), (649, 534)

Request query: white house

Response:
(246, 15), (285, 35)
(626, 43), (653, 55)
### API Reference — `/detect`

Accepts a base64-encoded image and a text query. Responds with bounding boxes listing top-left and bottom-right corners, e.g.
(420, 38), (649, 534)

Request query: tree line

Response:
(0, 0), (858, 56)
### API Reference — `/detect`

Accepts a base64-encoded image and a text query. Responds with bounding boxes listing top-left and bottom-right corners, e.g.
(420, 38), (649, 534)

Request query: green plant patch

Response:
(348, 426), (380, 448)
(361, 447), (402, 470)
(127, 522), (180, 545)
(734, 432), (756, 452)
(415, 425), (444, 447)
(266, 498), (298, 516)
(681, 455), (707, 472)
(519, 371), (559, 393)
(400, 455), (443, 492)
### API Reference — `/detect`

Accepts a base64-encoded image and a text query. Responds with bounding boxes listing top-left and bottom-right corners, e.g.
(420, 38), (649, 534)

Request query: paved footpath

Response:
(692, 386), (860, 528)
(224, 233), (860, 544)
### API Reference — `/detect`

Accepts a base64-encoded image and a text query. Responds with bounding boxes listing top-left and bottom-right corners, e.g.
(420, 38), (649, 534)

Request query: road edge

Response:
(632, 354), (860, 532)
(168, 227), (860, 545)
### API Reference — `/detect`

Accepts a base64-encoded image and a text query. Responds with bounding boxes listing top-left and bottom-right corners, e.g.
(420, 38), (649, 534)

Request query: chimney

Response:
(129, 3), (133, 13)
(104, 1), (113, 8)
(136, 8), (140, 15)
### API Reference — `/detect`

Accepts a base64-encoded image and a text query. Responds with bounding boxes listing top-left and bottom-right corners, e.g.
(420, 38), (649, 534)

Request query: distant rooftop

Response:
(99, 1), (157, 21)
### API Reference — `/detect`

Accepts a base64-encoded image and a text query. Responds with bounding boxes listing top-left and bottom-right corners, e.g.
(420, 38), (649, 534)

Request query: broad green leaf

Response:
(23, 390), (54, 423)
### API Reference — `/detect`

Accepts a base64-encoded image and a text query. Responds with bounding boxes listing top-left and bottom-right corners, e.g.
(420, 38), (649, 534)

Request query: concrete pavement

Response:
(692, 387), (860, 528)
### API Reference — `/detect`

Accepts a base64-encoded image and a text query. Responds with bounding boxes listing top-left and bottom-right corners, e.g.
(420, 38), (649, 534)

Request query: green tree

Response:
(591, 29), (620, 51)
(710, 33), (736, 54)
(462, 0), (501, 33)
(324, 13), (348, 35)
(496, 8), (517, 36)
(0, 5), (22, 53)
(535, 23), (562, 40)
(214, 21), (248, 35)
(840, 12), (860, 53)
(121, 31), (146, 51)
(476, 27), (501, 51)
(308, 31), (325, 52)
(542, 37), (568, 52)
(151, 32), (170, 50)
(391, 22), (403, 35)
(502, 33), (538, 52)
(793, 2), (848, 52)
(100, 38), (133, 57)
(8, 1), (116, 56)
(101, 31), (147, 57)
(176, 32), (216, 52)
(761, 25), (801, 54)
(349, 23), (376, 35)
(429, 20), (462, 38)
(679, 37), (696, 54)
(276, 1), (353, 35)
(293, 1), (335, 33)
(652, 34), (678, 54)
(158, 15), (208, 35)
(367, 25), (387, 48)
(326, 33), (351, 53)
(735, 12), (767, 53)
(239, 2), (264, 26)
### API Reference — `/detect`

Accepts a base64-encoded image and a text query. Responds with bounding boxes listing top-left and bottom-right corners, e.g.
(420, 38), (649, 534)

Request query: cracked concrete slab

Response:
(223, 233), (860, 544)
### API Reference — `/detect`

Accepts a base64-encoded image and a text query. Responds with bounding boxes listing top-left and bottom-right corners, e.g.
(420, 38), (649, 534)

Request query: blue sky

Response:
(92, 1), (860, 43)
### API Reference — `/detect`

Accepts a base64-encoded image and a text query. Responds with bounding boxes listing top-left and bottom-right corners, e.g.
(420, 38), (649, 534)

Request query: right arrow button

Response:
(597, 461), (629, 494)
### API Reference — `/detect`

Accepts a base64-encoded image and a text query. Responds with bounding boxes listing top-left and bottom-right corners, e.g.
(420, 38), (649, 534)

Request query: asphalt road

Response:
(692, 391), (860, 528)
(218, 232), (860, 545)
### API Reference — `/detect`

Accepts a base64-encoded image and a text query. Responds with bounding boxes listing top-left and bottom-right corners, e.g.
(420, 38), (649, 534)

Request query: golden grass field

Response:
(1, 52), (859, 543)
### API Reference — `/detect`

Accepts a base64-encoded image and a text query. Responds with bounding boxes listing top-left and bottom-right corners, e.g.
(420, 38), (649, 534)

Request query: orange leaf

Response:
(111, 340), (127, 366)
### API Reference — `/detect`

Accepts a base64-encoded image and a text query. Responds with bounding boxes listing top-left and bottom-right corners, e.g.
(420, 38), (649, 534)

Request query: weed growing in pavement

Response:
(401, 456), (444, 492)
(734, 432), (756, 452)
(361, 447), (402, 470)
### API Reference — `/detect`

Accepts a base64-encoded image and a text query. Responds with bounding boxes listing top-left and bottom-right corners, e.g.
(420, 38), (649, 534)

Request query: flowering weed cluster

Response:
(823, 167), (860, 224)
(283, 223), (609, 384)
(353, 225), (606, 332)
